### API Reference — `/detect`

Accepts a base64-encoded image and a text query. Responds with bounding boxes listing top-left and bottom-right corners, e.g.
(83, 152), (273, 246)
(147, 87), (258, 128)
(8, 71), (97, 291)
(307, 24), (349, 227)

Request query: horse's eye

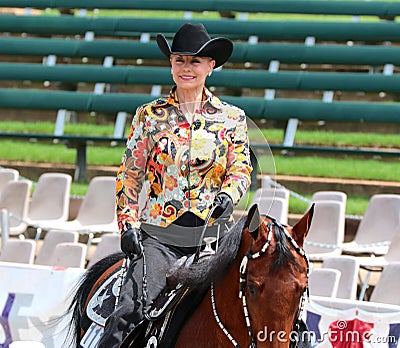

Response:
(247, 282), (259, 297)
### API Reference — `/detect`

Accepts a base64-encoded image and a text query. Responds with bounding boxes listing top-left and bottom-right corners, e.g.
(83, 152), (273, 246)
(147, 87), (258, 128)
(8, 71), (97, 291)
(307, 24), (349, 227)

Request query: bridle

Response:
(211, 215), (310, 348)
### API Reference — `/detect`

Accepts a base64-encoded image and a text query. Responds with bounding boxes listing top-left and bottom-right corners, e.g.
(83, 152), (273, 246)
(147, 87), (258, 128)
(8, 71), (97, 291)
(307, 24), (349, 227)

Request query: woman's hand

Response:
(121, 228), (143, 259)
(211, 193), (234, 219)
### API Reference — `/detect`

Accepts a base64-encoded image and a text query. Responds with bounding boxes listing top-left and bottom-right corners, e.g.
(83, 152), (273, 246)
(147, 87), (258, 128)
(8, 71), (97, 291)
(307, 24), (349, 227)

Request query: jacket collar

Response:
(167, 85), (222, 111)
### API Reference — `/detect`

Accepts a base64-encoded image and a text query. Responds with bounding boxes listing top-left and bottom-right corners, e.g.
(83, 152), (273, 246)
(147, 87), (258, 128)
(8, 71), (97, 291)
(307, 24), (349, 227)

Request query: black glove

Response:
(121, 228), (143, 259)
(211, 193), (234, 219)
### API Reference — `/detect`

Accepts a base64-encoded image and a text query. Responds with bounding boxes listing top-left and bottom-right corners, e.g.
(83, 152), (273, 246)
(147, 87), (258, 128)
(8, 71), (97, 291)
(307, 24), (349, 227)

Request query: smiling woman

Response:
(95, 22), (253, 348)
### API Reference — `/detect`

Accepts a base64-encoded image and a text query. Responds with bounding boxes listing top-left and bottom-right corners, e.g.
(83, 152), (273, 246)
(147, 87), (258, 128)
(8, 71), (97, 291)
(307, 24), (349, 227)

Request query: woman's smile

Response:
(179, 75), (195, 81)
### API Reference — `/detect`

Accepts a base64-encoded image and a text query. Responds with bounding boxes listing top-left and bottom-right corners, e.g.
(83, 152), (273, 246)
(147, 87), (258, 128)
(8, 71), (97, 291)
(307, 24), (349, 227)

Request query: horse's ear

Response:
(292, 203), (314, 247)
(245, 204), (260, 240)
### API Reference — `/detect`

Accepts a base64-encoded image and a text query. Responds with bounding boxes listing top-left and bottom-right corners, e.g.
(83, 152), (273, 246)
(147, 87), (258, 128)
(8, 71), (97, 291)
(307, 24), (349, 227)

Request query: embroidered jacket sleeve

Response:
(220, 110), (253, 205)
(116, 106), (149, 232)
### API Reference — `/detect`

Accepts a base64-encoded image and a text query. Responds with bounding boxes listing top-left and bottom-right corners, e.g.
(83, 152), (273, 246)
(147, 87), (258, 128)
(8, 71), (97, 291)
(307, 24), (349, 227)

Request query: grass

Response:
(236, 190), (369, 216)
(259, 155), (400, 182)
(1, 120), (400, 183)
(3, 121), (400, 148)
(0, 121), (114, 137)
(0, 140), (122, 165)
(1, 140), (399, 181)
(249, 129), (400, 149)
(289, 194), (369, 216)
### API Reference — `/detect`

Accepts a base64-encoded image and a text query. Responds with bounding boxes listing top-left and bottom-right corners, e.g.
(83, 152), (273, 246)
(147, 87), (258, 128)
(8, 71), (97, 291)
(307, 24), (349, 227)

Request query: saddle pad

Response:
(86, 265), (122, 326)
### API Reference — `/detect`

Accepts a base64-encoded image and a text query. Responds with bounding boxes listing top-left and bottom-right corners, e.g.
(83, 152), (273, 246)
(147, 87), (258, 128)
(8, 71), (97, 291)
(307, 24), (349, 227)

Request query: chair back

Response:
(87, 233), (121, 268)
(250, 196), (289, 225)
(304, 200), (345, 259)
(28, 172), (71, 222)
(35, 230), (78, 265)
(311, 190), (347, 205)
(355, 194), (400, 245)
(0, 239), (36, 264)
(322, 256), (359, 300)
(370, 262), (400, 306)
(0, 168), (19, 195)
(76, 176), (117, 226)
(309, 268), (341, 297)
(51, 242), (87, 268)
(0, 180), (32, 236)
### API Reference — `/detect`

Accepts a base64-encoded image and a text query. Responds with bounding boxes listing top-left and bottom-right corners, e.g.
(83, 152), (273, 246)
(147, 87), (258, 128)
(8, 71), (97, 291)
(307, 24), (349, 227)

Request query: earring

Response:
(208, 71), (212, 77)
(171, 69), (173, 74)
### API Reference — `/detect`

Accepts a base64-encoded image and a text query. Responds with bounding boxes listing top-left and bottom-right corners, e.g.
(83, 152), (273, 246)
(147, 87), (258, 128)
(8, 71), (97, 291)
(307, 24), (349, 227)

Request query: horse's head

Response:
(241, 204), (314, 347)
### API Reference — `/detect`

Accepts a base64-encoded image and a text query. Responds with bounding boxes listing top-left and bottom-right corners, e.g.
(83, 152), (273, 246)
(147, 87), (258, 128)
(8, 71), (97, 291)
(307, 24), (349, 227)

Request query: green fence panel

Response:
(2, 38), (400, 65)
(233, 43), (400, 65)
(0, 38), (162, 59)
(0, 64), (173, 84)
(1, 63), (400, 92)
(0, 89), (399, 123)
(0, 0), (400, 16)
(1, 15), (399, 41)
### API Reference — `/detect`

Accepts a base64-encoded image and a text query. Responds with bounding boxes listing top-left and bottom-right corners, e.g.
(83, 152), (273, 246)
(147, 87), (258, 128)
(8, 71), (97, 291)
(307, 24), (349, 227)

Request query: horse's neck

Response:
(216, 232), (294, 348)
(176, 233), (252, 347)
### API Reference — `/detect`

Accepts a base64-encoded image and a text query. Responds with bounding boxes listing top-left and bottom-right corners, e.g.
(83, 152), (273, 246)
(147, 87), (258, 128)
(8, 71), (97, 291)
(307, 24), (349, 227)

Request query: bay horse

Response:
(67, 204), (313, 347)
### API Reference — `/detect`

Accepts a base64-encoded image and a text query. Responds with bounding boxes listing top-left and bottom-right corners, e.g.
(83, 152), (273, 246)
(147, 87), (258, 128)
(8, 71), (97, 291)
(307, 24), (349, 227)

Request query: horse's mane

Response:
(169, 217), (245, 289)
(269, 219), (296, 271)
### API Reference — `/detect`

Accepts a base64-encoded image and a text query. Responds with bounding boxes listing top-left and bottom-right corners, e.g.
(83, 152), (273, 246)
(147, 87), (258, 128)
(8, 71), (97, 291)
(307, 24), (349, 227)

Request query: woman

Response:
(97, 22), (252, 347)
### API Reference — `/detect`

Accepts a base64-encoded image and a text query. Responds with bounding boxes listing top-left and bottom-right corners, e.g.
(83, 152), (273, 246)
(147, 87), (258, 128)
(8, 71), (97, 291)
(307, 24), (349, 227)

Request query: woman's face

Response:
(170, 55), (215, 92)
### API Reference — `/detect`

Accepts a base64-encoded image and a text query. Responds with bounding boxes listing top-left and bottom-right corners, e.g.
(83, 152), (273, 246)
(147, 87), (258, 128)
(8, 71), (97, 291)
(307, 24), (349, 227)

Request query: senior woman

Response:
(97, 23), (252, 347)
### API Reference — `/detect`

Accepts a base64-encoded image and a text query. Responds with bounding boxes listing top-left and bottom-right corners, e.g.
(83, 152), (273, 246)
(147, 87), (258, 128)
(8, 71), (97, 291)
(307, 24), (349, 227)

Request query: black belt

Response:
(141, 220), (232, 248)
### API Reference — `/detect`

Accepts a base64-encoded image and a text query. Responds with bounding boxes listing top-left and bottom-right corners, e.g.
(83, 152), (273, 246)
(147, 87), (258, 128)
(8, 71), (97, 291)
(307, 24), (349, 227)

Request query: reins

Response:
(212, 215), (310, 348)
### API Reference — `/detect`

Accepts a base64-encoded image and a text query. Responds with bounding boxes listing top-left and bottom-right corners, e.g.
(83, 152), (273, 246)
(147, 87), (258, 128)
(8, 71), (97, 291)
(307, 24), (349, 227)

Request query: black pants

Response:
(97, 213), (206, 348)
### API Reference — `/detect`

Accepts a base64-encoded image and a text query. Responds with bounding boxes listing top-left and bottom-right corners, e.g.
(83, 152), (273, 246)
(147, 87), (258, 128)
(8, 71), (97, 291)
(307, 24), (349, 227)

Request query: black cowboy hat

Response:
(156, 23), (233, 69)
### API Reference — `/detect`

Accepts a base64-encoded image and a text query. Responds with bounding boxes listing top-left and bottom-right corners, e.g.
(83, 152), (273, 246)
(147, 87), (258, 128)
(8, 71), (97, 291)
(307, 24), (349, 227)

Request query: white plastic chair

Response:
(309, 268), (341, 297)
(41, 176), (118, 233)
(87, 233), (121, 268)
(341, 194), (400, 256)
(304, 201), (345, 261)
(250, 196), (288, 225)
(355, 224), (400, 269)
(252, 187), (290, 203)
(0, 239), (36, 264)
(322, 256), (359, 300)
(311, 191), (347, 206)
(354, 225), (400, 300)
(34, 230), (79, 266)
(369, 262), (400, 306)
(0, 180), (32, 237)
(51, 242), (87, 268)
(0, 168), (19, 195)
(27, 173), (72, 237)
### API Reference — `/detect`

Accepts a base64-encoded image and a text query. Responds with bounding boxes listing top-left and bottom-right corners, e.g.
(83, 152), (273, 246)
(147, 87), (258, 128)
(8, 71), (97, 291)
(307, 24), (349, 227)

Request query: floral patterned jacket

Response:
(116, 86), (252, 231)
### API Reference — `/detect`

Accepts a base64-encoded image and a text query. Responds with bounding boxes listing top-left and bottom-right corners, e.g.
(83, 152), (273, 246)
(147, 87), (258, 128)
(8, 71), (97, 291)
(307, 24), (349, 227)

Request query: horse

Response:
(66, 203), (314, 348)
